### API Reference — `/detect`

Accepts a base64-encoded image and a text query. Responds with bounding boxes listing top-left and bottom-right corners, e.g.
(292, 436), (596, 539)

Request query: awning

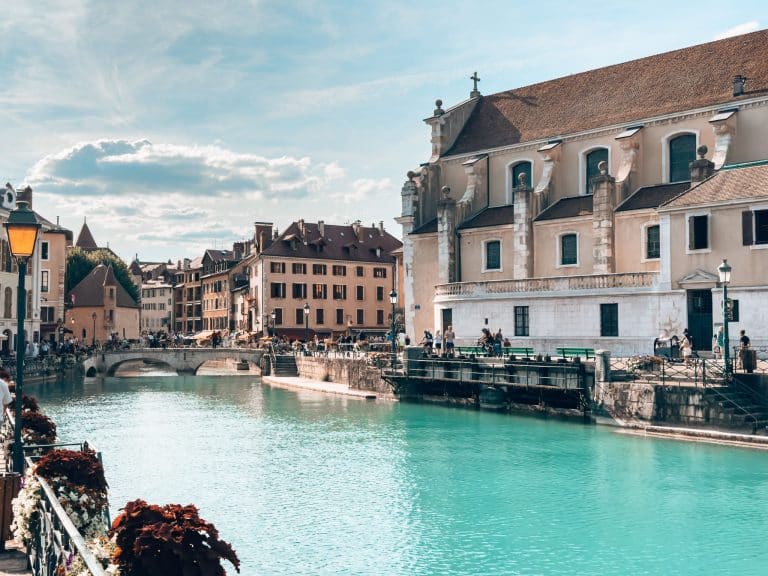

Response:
(193, 330), (214, 341)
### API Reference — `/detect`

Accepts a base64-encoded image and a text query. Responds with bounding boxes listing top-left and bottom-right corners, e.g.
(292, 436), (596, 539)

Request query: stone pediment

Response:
(677, 268), (719, 287)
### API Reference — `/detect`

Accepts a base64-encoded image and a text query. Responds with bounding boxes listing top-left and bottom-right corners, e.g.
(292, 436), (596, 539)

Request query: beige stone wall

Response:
(668, 206), (765, 287)
(458, 227), (515, 282)
(295, 355), (393, 394)
(533, 217), (593, 277)
(411, 234), (438, 338)
(615, 211), (661, 273)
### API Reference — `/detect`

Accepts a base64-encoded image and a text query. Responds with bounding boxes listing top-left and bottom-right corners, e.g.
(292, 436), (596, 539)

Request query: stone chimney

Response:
(318, 220), (325, 238)
(352, 220), (363, 242)
(592, 161), (616, 274)
(690, 145), (715, 184)
(513, 173), (534, 279)
(437, 186), (457, 284)
(733, 75), (747, 97)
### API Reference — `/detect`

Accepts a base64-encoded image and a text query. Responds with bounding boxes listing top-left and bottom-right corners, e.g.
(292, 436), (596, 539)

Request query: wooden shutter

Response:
(688, 216), (695, 250)
(742, 210), (754, 246)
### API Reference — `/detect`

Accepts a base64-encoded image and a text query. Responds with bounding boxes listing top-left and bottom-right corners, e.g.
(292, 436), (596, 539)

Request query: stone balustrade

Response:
(435, 272), (659, 298)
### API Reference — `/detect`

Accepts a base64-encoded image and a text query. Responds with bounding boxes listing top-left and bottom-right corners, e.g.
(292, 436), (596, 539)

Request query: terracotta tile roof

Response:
(457, 206), (515, 230)
(535, 195), (593, 221)
(409, 218), (438, 235)
(616, 182), (691, 212)
(261, 221), (402, 262)
(75, 221), (98, 250)
(661, 161), (768, 209)
(447, 30), (768, 156)
(70, 264), (138, 308)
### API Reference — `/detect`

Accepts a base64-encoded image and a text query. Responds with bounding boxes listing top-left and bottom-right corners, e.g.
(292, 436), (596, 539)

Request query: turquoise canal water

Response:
(30, 375), (768, 575)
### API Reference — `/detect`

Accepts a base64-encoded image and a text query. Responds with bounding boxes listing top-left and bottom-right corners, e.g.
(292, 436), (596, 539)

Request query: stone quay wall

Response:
(296, 356), (392, 394)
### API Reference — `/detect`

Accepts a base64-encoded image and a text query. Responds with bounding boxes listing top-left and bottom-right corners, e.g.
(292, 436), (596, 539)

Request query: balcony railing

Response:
(435, 272), (659, 298)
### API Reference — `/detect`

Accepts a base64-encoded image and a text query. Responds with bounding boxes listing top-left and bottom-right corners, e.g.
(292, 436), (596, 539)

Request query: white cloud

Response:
(27, 138), (364, 260)
(714, 21), (760, 40)
(327, 177), (392, 205)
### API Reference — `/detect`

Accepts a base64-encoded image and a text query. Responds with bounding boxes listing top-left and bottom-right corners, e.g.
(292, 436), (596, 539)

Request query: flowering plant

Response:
(34, 449), (109, 539)
(109, 499), (240, 575)
(22, 394), (40, 413)
(11, 473), (41, 547)
(21, 411), (57, 445)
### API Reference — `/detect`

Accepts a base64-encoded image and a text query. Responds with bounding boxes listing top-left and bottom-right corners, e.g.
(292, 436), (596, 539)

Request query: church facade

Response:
(398, 30), (768, 355)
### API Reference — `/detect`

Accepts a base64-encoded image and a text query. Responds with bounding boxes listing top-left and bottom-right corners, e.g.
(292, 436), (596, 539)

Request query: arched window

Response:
(669, 134), (696, 182)
(4, 287), (12, 318)
(512, 161), (532, 190)
(585, 149), (608, 194)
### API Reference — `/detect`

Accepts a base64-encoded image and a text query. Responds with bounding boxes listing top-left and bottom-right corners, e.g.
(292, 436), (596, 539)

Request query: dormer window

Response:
(376, 247), (381, 257)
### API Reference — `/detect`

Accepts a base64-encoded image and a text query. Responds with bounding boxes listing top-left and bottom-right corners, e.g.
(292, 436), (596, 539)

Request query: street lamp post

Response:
(92, 312), (97, 348)
(270, 310), (276, 339)
(389, 289), (398, 371)
(718, 259), (732, 377)
(303, 302), (310, 348)
(4, 201), (41, 474)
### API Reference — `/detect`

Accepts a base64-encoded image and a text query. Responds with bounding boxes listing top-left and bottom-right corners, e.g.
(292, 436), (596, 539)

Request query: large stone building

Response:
(249, 220), (401, 340)
(399, 30), (768, 354)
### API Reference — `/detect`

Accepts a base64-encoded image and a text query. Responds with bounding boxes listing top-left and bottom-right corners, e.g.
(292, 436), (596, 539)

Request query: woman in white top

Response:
(434, 330), (442, 356)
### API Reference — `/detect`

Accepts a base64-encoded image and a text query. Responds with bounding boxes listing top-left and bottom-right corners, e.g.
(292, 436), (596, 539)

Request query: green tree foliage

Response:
(66, 247), (140, 302)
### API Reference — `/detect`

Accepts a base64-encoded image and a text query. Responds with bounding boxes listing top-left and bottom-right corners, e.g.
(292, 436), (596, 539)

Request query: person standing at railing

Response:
(739, 330), (751, 371)
(681, 329), (694, 368)
(444, 326), (455, 358)
(0, 368), (13, 420)
(434, 330), (442, 357)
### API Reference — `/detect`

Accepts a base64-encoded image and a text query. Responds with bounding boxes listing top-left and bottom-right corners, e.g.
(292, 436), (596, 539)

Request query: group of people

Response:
(479, 328), (511, 357)
(681, 327), (752, 369)
(420, 326), (456, 356)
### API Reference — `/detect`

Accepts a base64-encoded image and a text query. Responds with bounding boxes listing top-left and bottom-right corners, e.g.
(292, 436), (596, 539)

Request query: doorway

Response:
(686, 290), (713, 352)
(441, 308), (452, 334)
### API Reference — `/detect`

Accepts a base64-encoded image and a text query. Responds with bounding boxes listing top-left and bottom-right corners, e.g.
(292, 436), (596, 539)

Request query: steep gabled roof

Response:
(261, 221), (402, 262)
(660, 161), (768, 210)
(75, 221), (98, 250)
(447, 29), (768, 156)
(69, 264), (138, 308)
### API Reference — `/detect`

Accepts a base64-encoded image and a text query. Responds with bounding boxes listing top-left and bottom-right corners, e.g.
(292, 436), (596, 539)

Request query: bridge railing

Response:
(5, 406), (108, 576)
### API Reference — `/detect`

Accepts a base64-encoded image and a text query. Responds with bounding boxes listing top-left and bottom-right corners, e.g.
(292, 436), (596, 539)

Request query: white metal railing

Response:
(435, 272), (659, 297)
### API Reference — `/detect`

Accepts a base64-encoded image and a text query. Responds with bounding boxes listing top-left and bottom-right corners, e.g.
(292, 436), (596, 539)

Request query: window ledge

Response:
(685, 248), (712, 255)
(750, 243), (768, 250)
(556, 263), (580, 269)
(482, 267), (503, 274)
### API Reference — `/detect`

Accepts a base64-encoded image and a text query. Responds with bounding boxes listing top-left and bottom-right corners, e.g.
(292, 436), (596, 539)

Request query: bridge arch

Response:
(85, 348), (265, 377)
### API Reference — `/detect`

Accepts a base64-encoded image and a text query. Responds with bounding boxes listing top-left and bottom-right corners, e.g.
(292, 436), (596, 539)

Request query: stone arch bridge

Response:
(83, 348), (266, 376)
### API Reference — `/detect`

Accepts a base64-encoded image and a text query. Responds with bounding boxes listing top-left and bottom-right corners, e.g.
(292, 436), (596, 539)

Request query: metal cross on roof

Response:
(470, 71), (480, 92)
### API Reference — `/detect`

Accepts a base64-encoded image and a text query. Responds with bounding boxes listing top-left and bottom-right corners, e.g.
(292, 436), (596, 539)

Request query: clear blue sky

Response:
(0, 1), (763, 262)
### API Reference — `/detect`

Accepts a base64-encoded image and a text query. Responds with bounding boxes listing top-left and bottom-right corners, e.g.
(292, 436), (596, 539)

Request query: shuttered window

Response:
(669, 134), (696, 182)
(600, 303), (619, 337)
(485, 240), (501, 270)
(561, 234), (577, 265)
(744, 209), (768, 245)
(512, 161), (532, 190)
(688, 215), (709, 250)
(646, 225), (660, 259)
(585, 149), (608, 194)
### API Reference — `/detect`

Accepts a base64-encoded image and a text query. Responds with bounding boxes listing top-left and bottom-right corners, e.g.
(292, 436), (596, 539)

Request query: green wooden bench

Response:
(556, 347), (595, 359)
(456, 346), (488, 356)
(505, 347), (535, 357)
